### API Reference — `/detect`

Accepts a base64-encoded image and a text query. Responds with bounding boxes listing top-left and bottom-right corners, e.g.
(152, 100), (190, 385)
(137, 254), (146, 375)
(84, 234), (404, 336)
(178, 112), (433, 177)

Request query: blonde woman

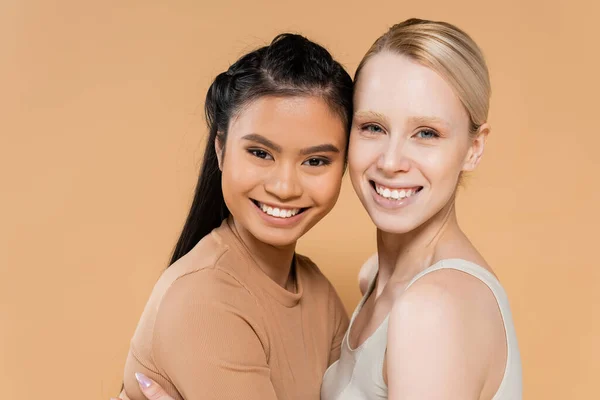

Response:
(117, 18), (522, 400)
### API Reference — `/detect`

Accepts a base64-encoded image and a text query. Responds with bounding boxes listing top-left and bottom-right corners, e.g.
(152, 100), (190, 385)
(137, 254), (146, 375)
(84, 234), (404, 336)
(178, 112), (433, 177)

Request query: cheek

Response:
(302, 168), (344, 208)
(220, 169), (242, 209)
(348, 138), (380, 178)
(347, 133), (362, 168)
(224, 148), (262, 181)
(419, 149), (466, 188)
(221, 153), (261, 200)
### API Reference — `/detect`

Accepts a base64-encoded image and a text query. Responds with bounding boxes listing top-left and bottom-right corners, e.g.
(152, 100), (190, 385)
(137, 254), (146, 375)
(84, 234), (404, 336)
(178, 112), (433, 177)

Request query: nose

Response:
(264, 162), (303, 201)
(376, 135), (411, 175)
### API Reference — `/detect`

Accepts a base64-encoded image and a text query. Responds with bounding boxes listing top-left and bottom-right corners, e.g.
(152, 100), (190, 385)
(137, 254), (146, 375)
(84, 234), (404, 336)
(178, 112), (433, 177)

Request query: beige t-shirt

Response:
(123, 218), (349, 400)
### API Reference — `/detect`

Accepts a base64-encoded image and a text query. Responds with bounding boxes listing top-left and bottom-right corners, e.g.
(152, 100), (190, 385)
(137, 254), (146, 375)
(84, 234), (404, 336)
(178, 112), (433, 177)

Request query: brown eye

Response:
(302, 157), (330, 167)
(248, 149), (273, 160)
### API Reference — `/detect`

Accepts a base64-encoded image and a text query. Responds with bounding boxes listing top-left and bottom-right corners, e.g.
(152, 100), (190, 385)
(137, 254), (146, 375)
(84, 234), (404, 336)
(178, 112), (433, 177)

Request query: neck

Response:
(231, 218), (296, 289)
(376, 199), (461, 290)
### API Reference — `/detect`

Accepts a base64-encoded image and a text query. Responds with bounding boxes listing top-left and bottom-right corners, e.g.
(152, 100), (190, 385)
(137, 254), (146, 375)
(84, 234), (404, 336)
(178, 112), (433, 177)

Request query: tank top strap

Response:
(405, 258), (505, 295)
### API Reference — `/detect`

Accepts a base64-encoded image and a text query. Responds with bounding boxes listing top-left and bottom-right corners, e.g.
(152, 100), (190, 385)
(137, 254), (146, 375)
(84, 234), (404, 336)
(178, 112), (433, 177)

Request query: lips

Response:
(251, 199), (308, 219)
(369, 181), (423, 200)
(372, 182), (422, 200)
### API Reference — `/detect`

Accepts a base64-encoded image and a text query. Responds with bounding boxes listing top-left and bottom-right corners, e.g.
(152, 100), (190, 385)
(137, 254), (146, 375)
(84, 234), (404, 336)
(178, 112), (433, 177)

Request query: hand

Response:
(110, 373), (176, 400)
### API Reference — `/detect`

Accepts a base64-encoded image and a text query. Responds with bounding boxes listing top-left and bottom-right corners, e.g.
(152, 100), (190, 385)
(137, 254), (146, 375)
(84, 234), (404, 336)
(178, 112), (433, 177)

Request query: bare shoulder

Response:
(386, 267), (506, 397)
(358, 253), (378, 295)
(390, 266), (503, 337)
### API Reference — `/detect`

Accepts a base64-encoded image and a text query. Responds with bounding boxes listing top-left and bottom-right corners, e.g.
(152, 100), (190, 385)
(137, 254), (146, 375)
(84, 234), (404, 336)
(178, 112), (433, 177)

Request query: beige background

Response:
(2, 0), (599, 399)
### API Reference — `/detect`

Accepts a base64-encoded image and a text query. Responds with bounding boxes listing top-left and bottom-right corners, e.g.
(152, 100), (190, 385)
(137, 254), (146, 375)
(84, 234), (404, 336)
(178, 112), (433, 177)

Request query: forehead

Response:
(354, 52), (468, 127)
(229, 95), (346, 146)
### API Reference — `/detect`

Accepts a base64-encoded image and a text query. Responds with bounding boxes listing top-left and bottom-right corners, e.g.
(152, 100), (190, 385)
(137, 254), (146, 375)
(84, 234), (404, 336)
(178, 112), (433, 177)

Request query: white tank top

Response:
(320, 259), (522, 399)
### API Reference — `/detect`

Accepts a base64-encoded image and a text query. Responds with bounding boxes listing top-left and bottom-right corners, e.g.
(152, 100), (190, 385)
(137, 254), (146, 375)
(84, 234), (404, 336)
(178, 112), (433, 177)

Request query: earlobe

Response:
(215, 133), (224, 171)
(462, 123), (490, 172)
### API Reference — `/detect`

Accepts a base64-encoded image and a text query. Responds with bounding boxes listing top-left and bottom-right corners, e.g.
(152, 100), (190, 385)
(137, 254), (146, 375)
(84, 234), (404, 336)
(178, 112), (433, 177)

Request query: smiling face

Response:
(217, 95), (347, 247)
(348, 51), (488, 234)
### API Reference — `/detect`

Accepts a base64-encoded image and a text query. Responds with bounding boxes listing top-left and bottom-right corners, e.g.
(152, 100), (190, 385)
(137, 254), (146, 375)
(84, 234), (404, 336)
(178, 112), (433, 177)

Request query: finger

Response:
(135, 372), (175, 400)
(112, 389), (130, 400)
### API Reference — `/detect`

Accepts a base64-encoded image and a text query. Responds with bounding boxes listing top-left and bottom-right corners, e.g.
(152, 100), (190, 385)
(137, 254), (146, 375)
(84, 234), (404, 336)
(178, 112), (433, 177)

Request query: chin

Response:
(253, 229), (301, 248)
(369, 214), (421, 234)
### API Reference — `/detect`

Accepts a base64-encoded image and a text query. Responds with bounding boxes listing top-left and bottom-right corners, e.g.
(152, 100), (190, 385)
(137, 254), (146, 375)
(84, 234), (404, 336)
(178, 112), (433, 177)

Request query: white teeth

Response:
(375, 184), (418, 200)
(257, 202), (300, 218)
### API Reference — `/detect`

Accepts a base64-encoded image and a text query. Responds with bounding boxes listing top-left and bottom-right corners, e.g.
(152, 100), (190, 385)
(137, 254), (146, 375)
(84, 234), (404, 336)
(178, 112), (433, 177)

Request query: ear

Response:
(462, 123), (490, 172)
(215, 133), (225, 171)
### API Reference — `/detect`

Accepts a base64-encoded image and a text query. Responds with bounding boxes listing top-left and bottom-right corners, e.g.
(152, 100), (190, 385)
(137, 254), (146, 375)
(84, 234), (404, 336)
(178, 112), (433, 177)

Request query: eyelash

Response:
(359, 124), (441, 140)
(248, 149), (273, 160)
(248, 149), (331, 167)
(415, 129), (440, 139)
(359, 124), (385, 135)
(302, 157), (331, 167)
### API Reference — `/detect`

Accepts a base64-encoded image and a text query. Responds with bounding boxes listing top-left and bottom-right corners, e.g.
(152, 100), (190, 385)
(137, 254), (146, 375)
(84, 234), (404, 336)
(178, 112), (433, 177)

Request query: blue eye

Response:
(361, 124), (385, 134)
(248, 149), (273, 160)
(303, 158), (330, 167)
(416, 129), (440, 139)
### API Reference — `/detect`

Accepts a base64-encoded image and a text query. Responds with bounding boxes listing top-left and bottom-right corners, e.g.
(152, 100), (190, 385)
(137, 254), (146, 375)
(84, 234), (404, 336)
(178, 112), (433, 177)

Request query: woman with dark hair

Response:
(116, 18), (522, 400)
(118, 33), (354, 400)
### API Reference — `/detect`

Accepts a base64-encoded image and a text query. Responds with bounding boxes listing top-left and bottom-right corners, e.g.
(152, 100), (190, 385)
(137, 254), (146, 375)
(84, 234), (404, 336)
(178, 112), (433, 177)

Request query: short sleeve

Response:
(152, 269), (278, 400)
(328, 284), (349, 366)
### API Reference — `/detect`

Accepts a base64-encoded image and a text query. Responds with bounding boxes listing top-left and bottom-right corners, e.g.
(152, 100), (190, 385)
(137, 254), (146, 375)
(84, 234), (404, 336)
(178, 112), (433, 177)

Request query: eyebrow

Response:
(299, 143), (340, 155)
(354, 111), (450, 129)
(242, 133), (340, 155)
(242, 133), (282, 152)
(407, 116), (451, 129)
(353, 110), (389, 122)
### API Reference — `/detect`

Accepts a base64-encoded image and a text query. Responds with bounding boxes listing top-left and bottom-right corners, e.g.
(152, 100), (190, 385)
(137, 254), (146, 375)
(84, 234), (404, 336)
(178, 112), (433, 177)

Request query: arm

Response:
(145, 271), (278, 400)
(328, 286), (350, 366)
(358, 253), (378, 295)
(386, 273), (492, 399)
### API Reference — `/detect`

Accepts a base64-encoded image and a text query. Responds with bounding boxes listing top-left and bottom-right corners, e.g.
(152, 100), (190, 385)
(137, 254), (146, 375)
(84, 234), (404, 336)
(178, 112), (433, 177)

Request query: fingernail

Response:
(135, 372), (152, 389)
